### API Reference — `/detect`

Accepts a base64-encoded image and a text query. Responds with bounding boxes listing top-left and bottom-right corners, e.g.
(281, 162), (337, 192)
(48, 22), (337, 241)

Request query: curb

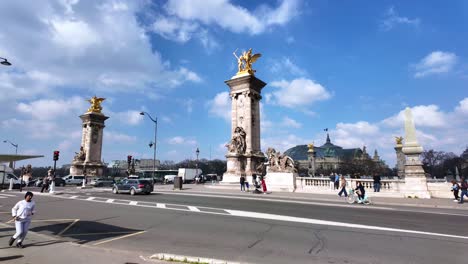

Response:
(151, 253), (244, 264)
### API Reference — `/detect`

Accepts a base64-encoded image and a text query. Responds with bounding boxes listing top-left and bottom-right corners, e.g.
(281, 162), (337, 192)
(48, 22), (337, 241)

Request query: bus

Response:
(136, 170), (178, 183)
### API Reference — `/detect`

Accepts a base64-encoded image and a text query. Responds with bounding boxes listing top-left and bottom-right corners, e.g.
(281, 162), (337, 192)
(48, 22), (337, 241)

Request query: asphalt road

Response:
(1, 188), (467, 264)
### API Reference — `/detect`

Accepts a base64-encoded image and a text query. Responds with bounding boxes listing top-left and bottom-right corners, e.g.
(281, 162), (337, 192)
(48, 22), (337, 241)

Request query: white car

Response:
(62, 175), (85, 185)
(164, 174), (177, 184)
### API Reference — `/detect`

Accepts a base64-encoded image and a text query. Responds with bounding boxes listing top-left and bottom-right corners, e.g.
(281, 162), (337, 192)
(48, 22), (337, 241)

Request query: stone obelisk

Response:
(222, 48), (266, 183)
(394, 137), (405, 178)
(402, 107), (430, 198)
(70, 96), (108, 178)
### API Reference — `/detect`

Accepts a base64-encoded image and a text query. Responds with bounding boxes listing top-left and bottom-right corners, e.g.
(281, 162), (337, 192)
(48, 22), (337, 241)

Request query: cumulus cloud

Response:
(168, 136), (197, 145)
(380, 6), (420, 31)
(16, 96), (87, 121)
(270, 57), (307, 76)
(207, 92), (231, 122)
(113, 110), (144, 126)
(282, 117), (302, 128)
(381, 105), (446, 128)
(455, 98), (468, 115)
(106, 131), (137, 143)
(268, 78), (331, 108)
(413, 51), (458, 78)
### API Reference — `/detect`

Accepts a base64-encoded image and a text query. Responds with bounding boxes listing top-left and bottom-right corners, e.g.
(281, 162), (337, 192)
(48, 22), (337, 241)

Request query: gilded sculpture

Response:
(395, 136), (404, 145)
(86, 96), (105, 113)
(307, 143), (314, 152)
(233, 48), (262, 76)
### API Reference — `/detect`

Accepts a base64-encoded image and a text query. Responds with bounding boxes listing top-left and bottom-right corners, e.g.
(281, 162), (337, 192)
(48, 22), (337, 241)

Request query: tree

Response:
(421, 149), (447, 178)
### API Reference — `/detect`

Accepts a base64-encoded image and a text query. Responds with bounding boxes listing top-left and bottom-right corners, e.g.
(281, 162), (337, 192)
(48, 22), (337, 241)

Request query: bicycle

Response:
(346, 188), (371, 205)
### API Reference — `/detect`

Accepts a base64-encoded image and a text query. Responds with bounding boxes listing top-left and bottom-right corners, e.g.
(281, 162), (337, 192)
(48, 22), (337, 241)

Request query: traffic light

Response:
(53, 150), (60, 161)
(127, 155), (132, 164)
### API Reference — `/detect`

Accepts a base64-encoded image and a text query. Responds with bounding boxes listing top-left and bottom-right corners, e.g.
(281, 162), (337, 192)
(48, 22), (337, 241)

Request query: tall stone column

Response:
(394, 139), (405, 178)
(70, 97), (109, 178)
(402, 107), (430, 198)
(222, 75), (266, 183)
(307, 144), (316, 176)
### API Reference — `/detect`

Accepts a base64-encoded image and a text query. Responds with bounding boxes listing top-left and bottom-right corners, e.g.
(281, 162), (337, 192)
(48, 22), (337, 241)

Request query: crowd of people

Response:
(450, 177), (468, 204)
(240, 175), (267, 194)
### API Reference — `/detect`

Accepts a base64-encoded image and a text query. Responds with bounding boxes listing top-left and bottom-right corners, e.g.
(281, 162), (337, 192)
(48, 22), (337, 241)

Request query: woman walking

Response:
(9, 191), (36, 248)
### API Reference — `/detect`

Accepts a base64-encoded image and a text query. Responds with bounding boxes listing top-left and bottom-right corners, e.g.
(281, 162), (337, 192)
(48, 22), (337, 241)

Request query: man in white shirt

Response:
(9, 191), (36, 248)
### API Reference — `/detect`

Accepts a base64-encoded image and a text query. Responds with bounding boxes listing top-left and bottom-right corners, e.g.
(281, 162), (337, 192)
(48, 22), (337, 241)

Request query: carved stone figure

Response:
(87, 96), (105, 113)
(266, 147), (296, 173)
(395, 136), (403, 145)
(226, 127), (247, 154)
(233, 48), (261, 76)
(73, 146), (86, 162)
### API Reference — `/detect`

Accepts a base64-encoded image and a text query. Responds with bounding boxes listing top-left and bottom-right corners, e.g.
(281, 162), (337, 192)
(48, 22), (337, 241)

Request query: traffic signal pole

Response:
(50, 150), (59, 193)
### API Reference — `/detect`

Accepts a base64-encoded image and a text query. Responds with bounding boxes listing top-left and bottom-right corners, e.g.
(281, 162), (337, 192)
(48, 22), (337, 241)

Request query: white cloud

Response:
(106, 131), (137, 143)
(381, 105), (446, 128)
(414, 51), (458, 78)
(16, 96), (87, 121)
(282, 117), (302, 128)
(262, 134), (308, 154)
(455, 97), (468, 115)
(168, 136), (197, 145)
(381, 6), (420, 31)
(270, 57), (307, 76)
(268, 78), (331, 108)
(151, 16), (199, 43)
(113, 110), (144, 126)
(208, 92), (231, 122)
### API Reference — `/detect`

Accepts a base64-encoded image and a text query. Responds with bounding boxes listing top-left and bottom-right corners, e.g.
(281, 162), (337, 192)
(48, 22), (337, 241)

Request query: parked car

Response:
(112, 179), (153, 195)
(62, 175), (85, 185)
(164, 174), (177, 184)
(35, 177), (66, 187)
(90, 178), (115, 187)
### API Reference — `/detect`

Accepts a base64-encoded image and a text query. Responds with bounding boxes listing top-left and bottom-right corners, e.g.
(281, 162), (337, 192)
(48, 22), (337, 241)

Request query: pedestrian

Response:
(329, 174), (334, 190)
(240, 176), (245, 192)
(9, 191), (36, 248)
(334, 173), (340, 190)
(458, 177), (468, 204)
(40, 176), (49, 193)
(261, 176), (267, 194)
(338, 175), (348, 197)
(373, 174), (381, 192)
(245, 181), (250, 192)
(355, 181), (366, 203)
(451, 180), (460, 202)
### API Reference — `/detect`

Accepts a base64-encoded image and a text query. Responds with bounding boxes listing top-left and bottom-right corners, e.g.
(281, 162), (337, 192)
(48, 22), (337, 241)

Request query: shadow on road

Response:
(0, 255), (24, 261)
(30, 220), (142, 244)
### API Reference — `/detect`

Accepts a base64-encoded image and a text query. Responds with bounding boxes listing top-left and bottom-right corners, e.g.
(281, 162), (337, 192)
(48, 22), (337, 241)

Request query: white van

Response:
(62, 175), (85, 185)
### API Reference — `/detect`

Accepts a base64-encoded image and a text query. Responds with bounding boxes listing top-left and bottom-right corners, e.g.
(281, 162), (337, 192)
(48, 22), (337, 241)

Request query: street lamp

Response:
(0, 57), (12, 66)
(196, 147), (200, 184)
(3, 140), (18, 169)
(140, 112), (157, 180)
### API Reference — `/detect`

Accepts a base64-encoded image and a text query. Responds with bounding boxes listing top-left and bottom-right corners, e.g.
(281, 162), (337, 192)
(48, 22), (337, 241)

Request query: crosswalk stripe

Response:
(86, 197), (95, 201)
(156, 203), (166, 209)
(106, 199), (114, 203)
(188, 206), (200, 212)
(0, 193), (16, 197)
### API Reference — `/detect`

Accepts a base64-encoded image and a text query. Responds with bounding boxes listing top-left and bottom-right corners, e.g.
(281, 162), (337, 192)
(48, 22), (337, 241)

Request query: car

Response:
(34, 177), (66, 187)
(112, 179), (153, 195)
(0, 173), (25, 189)
(62, 175), (85, 185)
(90, 178), (115, 187)
(164, 174), (177, 184)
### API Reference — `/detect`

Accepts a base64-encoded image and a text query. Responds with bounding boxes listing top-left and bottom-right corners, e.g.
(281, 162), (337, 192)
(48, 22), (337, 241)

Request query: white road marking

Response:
(129, 201), (138, 205)
(57, 219), (80, 236)
(0, 196), (7, 199)
(225, 209), (468, 240)
(70, 196), (78, 199)
(106, 199), (114, 203)
(86, 197), (95, 201)
(93, 230), (146, 245)
(156, 203), (166, 209)
(0, 193), (16, 197)
(188, 206), (200, 212)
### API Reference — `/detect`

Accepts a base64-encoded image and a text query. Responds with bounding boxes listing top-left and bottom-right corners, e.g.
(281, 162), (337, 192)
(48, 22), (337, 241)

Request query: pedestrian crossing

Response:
(0, 193), (16, 198)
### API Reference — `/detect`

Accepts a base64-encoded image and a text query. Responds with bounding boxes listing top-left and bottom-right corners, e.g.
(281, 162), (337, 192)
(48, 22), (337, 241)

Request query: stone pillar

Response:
(402, 108), (430, 198)
(222, 75), (266, 184)
(307, 148), (316, 176)
(70, 112), (109, 177)
(394, 144), (405, 178)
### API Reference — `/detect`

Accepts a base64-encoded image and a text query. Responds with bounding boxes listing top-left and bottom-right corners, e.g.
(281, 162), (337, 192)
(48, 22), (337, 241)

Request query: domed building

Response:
(284, 133), (384, 176)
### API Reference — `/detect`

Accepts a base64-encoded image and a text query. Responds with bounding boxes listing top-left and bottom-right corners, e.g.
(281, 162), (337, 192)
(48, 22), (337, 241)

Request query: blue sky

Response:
(0, 0), (467, 168)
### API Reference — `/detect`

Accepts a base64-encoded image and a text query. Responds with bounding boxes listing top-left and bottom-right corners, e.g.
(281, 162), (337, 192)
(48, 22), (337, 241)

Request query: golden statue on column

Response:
(233, 48), (262, 76)
(86, 96), (106, 114)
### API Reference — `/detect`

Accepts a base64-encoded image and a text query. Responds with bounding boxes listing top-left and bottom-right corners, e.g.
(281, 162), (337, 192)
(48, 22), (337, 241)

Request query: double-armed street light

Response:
(140, 112), (157, 180)
(0, 57), (12, 66)
(3, 140), (18, 169)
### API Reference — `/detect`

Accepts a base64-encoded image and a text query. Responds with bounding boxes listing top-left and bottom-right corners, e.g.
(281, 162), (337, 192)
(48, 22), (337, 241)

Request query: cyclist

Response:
(355, 181), (366, 203)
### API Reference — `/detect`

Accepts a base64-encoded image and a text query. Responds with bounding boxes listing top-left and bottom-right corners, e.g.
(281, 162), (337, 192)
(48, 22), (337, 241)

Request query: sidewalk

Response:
(156, 183), (468, 210)
(0, 222), (163, 264)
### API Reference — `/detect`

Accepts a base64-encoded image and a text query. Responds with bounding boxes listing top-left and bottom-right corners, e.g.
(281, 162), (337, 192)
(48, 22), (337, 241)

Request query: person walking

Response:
(9, 192), (36, 248)
(240, 176), (246, 192)
(459, 177), (468, 204)
(329, 174), (335, 190)
(338, 175), (348, 197)
(334, 173), (340, 190)
(40, 175), (49, 193)
(451, 180), (460, 202)
(373, 174), (381, 192)
(261, 176), (267, 194)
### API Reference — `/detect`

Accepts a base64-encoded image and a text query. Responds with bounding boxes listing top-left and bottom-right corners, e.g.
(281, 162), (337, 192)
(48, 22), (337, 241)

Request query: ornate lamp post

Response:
(0, 57), (12, 66)
(140, 112), (157, 180)
(3, 140), (18, 169)
(196, 147), (200, 183)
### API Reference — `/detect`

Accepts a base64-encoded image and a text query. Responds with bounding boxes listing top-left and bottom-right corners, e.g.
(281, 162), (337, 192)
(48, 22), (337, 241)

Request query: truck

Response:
(0, 164), (22, 189)
(177, 168), (203, 183)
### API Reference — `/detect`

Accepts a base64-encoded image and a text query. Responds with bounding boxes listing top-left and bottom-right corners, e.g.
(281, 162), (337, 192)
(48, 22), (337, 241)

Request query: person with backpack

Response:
(459, 178), (468, 204)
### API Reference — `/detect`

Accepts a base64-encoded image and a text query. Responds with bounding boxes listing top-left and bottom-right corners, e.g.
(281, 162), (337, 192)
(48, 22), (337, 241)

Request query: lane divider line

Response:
(129, 201), (138, 205)
(93, 230), (146, 245)
(156, 203), (166, 209)
(70, 196), (78, 199)
(86, 197), (95, 201)
(188, 206), (200, 212)
(105, 199), (114, 203)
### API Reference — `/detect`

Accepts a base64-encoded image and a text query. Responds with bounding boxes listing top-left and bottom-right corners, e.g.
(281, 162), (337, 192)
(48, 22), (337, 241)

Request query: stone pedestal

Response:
(70, 112), (108, 177)
(394, 144), (405, 178)
(222, 74), (266, 183)
(264, 172), (297, 192)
